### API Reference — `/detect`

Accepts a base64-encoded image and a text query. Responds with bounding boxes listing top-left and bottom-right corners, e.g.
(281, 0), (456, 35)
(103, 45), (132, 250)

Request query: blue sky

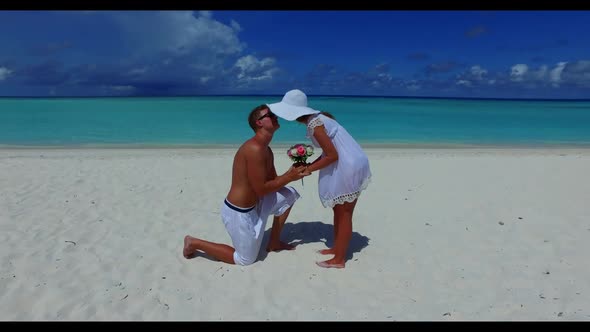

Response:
(0, 10), (589, 99)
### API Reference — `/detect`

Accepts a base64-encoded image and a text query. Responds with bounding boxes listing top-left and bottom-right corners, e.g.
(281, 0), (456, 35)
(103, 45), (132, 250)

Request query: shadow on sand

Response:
(258, 220), (370, 262)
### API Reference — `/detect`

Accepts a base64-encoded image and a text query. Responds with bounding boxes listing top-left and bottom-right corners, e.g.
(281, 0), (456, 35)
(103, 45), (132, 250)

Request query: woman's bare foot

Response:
(183, 235), (196, 258)
(266, 241), (296, 252)
(316, 248), (335, 255)
(316, 259), (345, 269)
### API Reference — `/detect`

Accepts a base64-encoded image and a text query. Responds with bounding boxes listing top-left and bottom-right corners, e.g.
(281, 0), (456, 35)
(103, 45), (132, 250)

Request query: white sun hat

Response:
(267, 89), (320, 121)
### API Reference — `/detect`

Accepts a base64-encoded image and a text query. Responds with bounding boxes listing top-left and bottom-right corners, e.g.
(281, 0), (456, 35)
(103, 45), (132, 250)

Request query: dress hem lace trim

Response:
(320, 176), (372, 208)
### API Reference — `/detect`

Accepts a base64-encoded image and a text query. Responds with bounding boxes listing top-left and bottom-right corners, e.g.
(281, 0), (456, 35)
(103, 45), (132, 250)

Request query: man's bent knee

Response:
(274, 186), (300, 216)
(233, 251), (257, 266)
(282, 186), (300, 199)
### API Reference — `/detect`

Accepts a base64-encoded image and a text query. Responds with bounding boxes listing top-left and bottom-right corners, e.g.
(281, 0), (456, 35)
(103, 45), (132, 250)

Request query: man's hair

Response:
(248, 104), (269, 132)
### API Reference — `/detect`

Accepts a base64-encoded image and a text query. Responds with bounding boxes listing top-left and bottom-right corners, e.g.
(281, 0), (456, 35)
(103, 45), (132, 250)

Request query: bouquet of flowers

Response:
(287, 143), (314, 166)
(287, 143), (314, 186)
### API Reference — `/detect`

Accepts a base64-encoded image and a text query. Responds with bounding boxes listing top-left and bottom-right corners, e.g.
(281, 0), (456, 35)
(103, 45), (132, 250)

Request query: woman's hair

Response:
(296, 111), (336, 123)
(320, 111), (335, 120)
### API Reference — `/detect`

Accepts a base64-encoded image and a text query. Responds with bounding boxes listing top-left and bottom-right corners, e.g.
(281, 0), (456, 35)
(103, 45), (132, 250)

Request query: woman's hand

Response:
(301, 166), (312, 176)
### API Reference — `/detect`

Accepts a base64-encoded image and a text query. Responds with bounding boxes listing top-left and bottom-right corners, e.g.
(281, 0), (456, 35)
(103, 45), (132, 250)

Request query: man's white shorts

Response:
(221, 186), (300, 266)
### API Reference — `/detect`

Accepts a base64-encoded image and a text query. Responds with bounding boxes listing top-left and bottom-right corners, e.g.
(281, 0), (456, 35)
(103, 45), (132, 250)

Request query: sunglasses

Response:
(258, 111), (277, 120)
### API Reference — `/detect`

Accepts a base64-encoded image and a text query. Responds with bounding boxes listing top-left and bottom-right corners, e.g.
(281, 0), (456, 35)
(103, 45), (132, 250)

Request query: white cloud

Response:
(510, 64), (528, 82)
(560, 60), (590, 88)
(453, 65), (488, 87)
(111, 11), (244, 57)
(370, 73), (393, 88)
(230, 20), (242, 32)
(128, 67), (148, 76)
(91, 11), (287, 92)
(404, 80), (421, 91)
(549, 62), (567, 87)
(234, 55), (279, 83)
(198, 11), (212, 19)
(532, 65), (548, 81)
(470, 65), (487, 80)
(235, 55), (274, 73)
(518, 65), (550, 87)
(0, 67), (12, 81)
(106, 10), (254, 89)
(456, 79), (472, 87)
(503, 62), (588, 88)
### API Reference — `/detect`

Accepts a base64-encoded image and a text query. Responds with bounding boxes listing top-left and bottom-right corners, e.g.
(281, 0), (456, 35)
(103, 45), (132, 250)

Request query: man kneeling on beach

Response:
(183, 105), (310, 265)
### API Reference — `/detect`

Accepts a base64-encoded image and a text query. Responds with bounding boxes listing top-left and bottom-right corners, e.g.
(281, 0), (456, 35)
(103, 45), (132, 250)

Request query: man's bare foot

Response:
(183, 235), (196, 258)
(316, 248), (335, 255)
(266, 241), (296, 252)
(316, 259), (345, 269)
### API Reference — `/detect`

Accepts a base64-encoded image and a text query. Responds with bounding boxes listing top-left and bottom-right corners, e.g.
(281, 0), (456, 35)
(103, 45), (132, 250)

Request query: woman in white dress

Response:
(268, 89), (371, 269)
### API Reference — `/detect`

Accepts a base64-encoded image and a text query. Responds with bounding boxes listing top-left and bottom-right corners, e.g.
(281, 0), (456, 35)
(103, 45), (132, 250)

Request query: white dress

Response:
(306, 113), (372, 208)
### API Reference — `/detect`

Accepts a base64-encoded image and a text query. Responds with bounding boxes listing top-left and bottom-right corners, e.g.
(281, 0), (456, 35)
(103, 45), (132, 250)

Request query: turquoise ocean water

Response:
(1, 96), (589, 147)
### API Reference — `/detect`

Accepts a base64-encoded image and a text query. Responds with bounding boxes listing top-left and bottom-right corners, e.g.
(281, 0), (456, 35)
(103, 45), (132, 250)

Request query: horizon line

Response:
(0, 94), (589, 102)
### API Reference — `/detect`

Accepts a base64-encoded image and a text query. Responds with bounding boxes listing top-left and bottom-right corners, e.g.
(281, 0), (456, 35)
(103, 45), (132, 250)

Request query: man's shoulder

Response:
(239, 138), (265, 155)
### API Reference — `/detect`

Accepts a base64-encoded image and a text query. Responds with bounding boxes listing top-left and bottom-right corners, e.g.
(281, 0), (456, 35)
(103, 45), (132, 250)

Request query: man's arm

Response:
(246, 144), (306, 197)
(268, 147), (278, 179)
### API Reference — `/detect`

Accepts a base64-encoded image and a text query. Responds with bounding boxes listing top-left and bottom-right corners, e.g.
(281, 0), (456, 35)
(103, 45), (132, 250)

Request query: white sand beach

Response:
(1, 147), (590, 321)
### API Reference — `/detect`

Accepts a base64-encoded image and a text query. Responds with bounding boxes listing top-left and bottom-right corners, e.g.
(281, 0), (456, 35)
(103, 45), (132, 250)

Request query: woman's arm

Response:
(307, 154), (322, 166)
(305, 125), (338, 173)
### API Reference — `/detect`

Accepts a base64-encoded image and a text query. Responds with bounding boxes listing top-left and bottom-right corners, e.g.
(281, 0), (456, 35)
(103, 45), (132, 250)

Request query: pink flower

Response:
(287, 143), (314, 164)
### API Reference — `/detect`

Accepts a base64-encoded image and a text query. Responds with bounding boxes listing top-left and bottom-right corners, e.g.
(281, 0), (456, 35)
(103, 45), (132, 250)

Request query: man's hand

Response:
(300, 166), (312, 177)
(284, 165), (308, 182)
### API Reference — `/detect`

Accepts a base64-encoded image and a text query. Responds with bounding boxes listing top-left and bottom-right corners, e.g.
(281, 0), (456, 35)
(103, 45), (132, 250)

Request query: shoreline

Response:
(2, 146), (590, 160)
(2, 142), (590, 151)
